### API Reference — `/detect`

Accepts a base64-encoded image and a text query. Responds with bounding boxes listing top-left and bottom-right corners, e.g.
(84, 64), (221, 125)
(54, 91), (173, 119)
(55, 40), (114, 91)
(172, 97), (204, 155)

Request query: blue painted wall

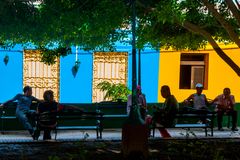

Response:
(0, 44), (159, 103)
(60, 50), (93, 103)
(125, 48), (159, 103)
(0, 45), (23, 101)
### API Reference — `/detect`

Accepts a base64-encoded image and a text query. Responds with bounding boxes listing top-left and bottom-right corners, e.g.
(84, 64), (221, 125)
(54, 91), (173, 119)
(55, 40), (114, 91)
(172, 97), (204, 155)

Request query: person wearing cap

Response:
(211, 88), (238, 131)
(184, 83), (209, 110)
(184, 83), (210, 123)
(127, 85), (147, 120)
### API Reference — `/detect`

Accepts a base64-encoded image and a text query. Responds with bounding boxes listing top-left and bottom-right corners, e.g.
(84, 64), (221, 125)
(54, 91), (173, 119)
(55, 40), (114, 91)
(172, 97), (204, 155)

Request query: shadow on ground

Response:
(0, 138), (240, 160)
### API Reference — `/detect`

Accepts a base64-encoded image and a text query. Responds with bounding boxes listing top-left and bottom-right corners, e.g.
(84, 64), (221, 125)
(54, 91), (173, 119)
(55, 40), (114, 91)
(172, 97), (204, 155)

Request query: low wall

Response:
(1, 102), (240, 130)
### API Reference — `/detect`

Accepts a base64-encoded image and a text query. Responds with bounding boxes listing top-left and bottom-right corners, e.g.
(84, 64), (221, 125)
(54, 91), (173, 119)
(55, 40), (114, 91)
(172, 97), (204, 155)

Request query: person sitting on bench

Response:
(0, 86), (41, 140)
(211, 88), (238, 131)
(184, 83), (210, 124)
(152, 85), (179, 137)
(35, 90), (83, 140)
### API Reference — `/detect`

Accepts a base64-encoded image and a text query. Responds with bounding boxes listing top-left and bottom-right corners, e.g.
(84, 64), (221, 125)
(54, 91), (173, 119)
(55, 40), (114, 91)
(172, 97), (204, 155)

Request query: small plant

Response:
(96, 81), (131, 102)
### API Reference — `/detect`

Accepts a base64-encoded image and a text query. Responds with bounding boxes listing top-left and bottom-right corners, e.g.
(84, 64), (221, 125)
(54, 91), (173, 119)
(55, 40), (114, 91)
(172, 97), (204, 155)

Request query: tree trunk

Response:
(225, 0), (240, 27)
(182, 21), (240, 76)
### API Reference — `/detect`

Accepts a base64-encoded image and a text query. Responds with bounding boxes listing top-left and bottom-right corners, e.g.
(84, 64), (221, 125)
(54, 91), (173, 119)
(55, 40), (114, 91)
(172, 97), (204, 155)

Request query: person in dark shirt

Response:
(36, 90), (63, 140)
(0, 86), (41, 139)
(151, 85), (179, 138)
(36, 90), (83, 140)
(153, 85), (179, 127)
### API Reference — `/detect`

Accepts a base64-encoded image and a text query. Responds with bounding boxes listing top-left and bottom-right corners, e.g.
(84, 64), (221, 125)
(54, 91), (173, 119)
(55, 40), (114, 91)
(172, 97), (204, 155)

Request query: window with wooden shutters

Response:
(179, 54), (208, 89)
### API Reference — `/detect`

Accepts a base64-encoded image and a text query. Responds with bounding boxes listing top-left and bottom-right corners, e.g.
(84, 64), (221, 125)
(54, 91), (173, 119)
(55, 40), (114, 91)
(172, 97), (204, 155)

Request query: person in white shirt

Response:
(184, 83), (210, 123)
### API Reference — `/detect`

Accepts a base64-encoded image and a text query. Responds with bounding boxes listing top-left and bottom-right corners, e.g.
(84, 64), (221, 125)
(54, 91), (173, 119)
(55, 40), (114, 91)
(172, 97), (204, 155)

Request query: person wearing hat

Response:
(211, 88), (238, 131)
(184, 83), (209, 110)
(184, 83), (210, 123)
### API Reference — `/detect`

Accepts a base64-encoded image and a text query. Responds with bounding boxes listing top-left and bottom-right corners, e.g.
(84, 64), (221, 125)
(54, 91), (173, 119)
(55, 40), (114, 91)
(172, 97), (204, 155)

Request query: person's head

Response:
(223, 88), (231, 97)
(43, 90), (54, 102)
(195, 83), (203, 95)
(23, 86), (32, 96)
(161, 85), (171, 98)
(137, 85), (142, 95)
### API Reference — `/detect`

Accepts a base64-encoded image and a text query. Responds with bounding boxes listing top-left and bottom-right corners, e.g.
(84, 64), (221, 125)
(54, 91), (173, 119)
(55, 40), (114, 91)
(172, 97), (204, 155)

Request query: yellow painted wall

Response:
(158, 44), (240, 103)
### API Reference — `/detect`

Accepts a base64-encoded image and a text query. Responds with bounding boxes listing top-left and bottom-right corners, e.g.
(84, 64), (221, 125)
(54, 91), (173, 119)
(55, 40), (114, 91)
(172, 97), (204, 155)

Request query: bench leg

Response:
(54, 128), (57, 140)
(152, 128), (155, 137)
(205, 128), (207, 137)
(227, 115), (231, 128)
(96, 129), (99, 139)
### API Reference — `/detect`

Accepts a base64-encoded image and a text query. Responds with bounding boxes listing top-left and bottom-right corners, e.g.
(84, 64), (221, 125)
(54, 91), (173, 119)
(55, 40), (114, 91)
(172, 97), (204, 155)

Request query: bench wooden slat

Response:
(103, 114), (128, 118)
(0, 116), (17, 119)
(175, 124), (208, 128)
(57, 126), (98, 130)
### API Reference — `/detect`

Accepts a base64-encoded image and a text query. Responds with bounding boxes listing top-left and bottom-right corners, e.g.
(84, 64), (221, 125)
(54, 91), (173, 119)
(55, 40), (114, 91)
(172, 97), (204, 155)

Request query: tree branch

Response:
(234, 0), (240, 9)
(181, 20), (240, 76)
(202, 0), (240, 48)
(225, 0), (240, 27)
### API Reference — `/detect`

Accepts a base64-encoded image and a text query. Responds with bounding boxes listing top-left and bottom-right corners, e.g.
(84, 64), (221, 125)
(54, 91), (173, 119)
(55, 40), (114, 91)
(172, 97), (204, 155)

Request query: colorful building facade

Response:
(158, 43), (240, 103)
(0, 44), (159, 103)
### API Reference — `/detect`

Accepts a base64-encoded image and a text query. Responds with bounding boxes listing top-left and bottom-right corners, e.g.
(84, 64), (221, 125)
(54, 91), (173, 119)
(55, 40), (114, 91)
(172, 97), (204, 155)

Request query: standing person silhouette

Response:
(127, 85), (147, 120)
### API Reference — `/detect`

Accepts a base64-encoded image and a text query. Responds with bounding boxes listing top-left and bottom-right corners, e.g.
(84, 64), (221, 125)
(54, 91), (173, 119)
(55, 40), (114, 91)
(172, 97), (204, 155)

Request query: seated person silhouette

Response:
(36, 90), (82, 140)
(184, 83), (210, 123)
(152, 85), (179, 138)
(211, 88), (238, 131)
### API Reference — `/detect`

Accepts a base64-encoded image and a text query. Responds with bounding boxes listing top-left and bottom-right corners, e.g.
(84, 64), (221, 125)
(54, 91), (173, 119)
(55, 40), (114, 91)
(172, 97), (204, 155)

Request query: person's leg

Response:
(43, 129), (51, 140)
(140, 108), (146, 120)
(16, 109), (34, 135)
(230, 110), (238, 131)
(217, 110), (224, 130)
(158, 128), (171, 138)
(26, 110), (37, 128)
(145, 115), (152, 137)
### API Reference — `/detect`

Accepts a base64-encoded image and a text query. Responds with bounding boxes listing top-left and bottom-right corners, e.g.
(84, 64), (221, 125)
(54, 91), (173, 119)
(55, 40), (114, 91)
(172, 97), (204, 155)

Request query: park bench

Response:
(55, 110), (103, 139)
(151, 112), (216, 137)
(0, 105), (104, 139)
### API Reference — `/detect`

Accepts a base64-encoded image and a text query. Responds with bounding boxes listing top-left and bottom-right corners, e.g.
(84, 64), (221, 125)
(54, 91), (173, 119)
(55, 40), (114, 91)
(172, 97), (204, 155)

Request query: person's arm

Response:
(139, 94), (147, 109)
(0, 94), (20, 108)
(57, 103), (84, 112)
(210, 97), (217, 105)
(126, 95), (132, 114)
(203, 95), (210, 106)
(184, 94), (193, 105)
(31, 96), (42, 103)
(229, 95), (235, 110)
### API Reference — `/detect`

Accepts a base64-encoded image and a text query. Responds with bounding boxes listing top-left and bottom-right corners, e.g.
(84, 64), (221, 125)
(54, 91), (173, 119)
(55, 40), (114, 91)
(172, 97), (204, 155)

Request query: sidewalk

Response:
(0, 127), (239, 143)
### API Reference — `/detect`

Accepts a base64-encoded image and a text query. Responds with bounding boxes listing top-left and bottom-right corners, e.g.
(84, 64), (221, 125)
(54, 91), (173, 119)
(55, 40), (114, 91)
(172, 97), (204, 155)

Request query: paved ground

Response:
(0, 127), (240, 143)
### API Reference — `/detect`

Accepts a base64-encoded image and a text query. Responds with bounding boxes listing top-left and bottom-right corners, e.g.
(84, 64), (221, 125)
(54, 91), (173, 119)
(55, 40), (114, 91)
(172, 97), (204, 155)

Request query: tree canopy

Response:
(136, 0), (240, 75)
(0, 0), (130, 64)
(1, 0), (240, 75)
